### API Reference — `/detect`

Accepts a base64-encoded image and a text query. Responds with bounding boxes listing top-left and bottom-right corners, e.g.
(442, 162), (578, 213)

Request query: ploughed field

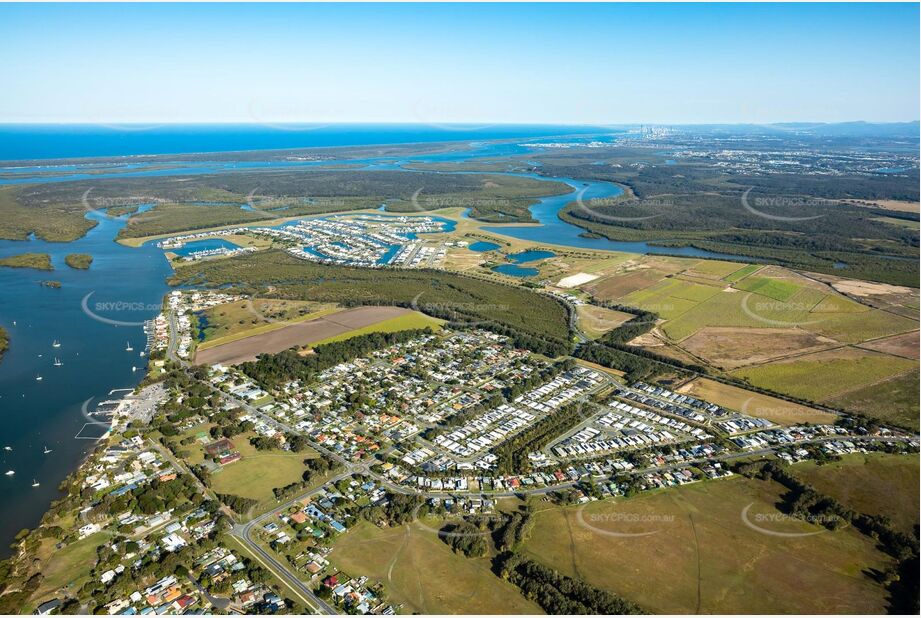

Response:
(194, 305), (427, 365)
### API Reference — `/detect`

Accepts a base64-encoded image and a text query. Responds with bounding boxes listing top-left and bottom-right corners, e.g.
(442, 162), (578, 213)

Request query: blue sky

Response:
(1, 3), (918, 124)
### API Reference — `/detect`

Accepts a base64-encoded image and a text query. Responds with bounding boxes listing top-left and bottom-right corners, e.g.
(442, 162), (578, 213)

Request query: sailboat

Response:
(125, 341), (134, 352)
(52, 340), (61, 348)
(53, 357), (62, 367)
(43, 446), (52, 454)
(31, 479), (39, 487)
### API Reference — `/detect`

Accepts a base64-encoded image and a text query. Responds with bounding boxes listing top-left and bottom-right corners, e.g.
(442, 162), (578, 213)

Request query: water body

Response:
(0, 124), (613, 161)
(168, 238), (242, 257)
(0, 211), (171, 555)
(492, 264), (539, 277)
(0, 127), (752, 553)
(467, 241), (501, 252)
(508, 250), (556, 263)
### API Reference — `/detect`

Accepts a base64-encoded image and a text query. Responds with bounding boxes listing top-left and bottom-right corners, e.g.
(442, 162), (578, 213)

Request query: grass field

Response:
(0, 252), (53, 270)
(519, 476), (893, 614)
(790, 453), (919, 537)
(328, 520), (543, 614)
(827, 370), (921, 430)
(308, 311), (444, 346)
(677, 377), (837, 425)
(203, 431), (320, 512)
(575, 305), (634, 339)
(733, 276), (802, 301)
(197, 299), (339, 350)
(27, 531), (109, 607)
(731, 347), (916, 403)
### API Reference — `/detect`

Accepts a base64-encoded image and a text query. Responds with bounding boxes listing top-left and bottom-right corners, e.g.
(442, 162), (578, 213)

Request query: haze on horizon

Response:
(1, 2), (918, 125)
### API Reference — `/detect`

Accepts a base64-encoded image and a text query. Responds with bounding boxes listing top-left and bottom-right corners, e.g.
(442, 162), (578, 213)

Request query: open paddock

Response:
(194, 305), (418, 365)
(519, 476), (894, 614)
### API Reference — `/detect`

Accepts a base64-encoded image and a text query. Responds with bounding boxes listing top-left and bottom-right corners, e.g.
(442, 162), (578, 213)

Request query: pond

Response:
(492, 264), (539, 277)
(508, 249), (556, 263)
(468, 241), (501, 252)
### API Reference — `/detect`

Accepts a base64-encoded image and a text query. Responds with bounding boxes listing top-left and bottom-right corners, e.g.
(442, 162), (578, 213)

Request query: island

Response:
(64, 253), (93, 269)
(0, 252), (53, 270)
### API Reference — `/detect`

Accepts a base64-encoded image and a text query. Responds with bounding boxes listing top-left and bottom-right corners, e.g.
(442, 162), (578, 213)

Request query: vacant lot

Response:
(308, 311), (442, 346)
(680, 327), (838, 369)
(575, 304), (633, 339)
(857, 330), (920, 359)
(732, 347), (916, 403)
(677, 377), (836, 426)
(791, 453), (919, 537)
(195, 306), (417, 365)
(827, 370), (920, 430)
(198, 299), (339, 349)
(206, 431), (320, 512)
(584, 268), (667, 300)
(328, 520), (542, 614)
(519, 476), (893, 614)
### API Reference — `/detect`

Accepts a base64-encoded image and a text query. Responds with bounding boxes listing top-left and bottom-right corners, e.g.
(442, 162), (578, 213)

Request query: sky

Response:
(1, 3), (918, 125)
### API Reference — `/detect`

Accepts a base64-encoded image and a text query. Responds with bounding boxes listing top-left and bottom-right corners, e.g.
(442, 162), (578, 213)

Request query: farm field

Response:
(731, 347), (916, 404)
(575, 304), (633, 339)
(307, 311), (443, 346)
(827, 370), (921, 430)
(194, 306), (424, 366)
(198, 299), (340, 349)
(518, 476), (894, 614)
(678, 327), (838, 370)
(676, 377), (837, 426)
(328, 520), (543, 615)
(856, 330), (920, 359)
(790, 453), (920, 537)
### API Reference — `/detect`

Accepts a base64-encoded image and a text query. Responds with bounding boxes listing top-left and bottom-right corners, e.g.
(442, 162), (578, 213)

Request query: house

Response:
(34, 599), (62, 615)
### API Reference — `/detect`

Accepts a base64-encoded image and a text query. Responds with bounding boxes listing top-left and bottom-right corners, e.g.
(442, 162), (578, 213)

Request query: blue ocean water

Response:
(0, 123), (611, 161)
(0, 125), (751, 556)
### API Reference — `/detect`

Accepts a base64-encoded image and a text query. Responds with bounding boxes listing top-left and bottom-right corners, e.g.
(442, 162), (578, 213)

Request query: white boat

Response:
(4, 471), (13, 476)
(43, 446), (52, 454)
(139, 351), (146, 357)
(32, 479), (39, 487)
(131, 366), (137, 372)
(125, 341), (134, 352)
(2, 446), (10, 452)
(35, 374), (43, 381)
(53, 357), (62, 367)
(52, 340), (61, 348)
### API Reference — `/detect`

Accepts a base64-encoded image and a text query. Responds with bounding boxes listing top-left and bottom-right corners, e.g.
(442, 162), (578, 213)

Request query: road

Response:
(162, 304), (916, 614)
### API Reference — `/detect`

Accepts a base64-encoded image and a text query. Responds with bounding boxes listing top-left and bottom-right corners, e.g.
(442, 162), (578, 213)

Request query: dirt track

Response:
(194, 305), (412, 366)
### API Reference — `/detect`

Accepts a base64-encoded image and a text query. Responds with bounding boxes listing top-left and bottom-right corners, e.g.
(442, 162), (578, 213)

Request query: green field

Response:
(309, 312), (444, 346)
(328, 520), (543, 614)
(199, 431), (321, 512)
(790, 453), (919, 537)
(733, 276), (801, 301)
(723, 263), (761, 282)
(169, 249), (572, 345)
(197, 299), (340, 349)
(732, 348), (916, 403)
(827, 370), (921, 430)
(519, 476), (893, 614)
(27, 531), (109, 606)
(0, 252), (53, 271)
